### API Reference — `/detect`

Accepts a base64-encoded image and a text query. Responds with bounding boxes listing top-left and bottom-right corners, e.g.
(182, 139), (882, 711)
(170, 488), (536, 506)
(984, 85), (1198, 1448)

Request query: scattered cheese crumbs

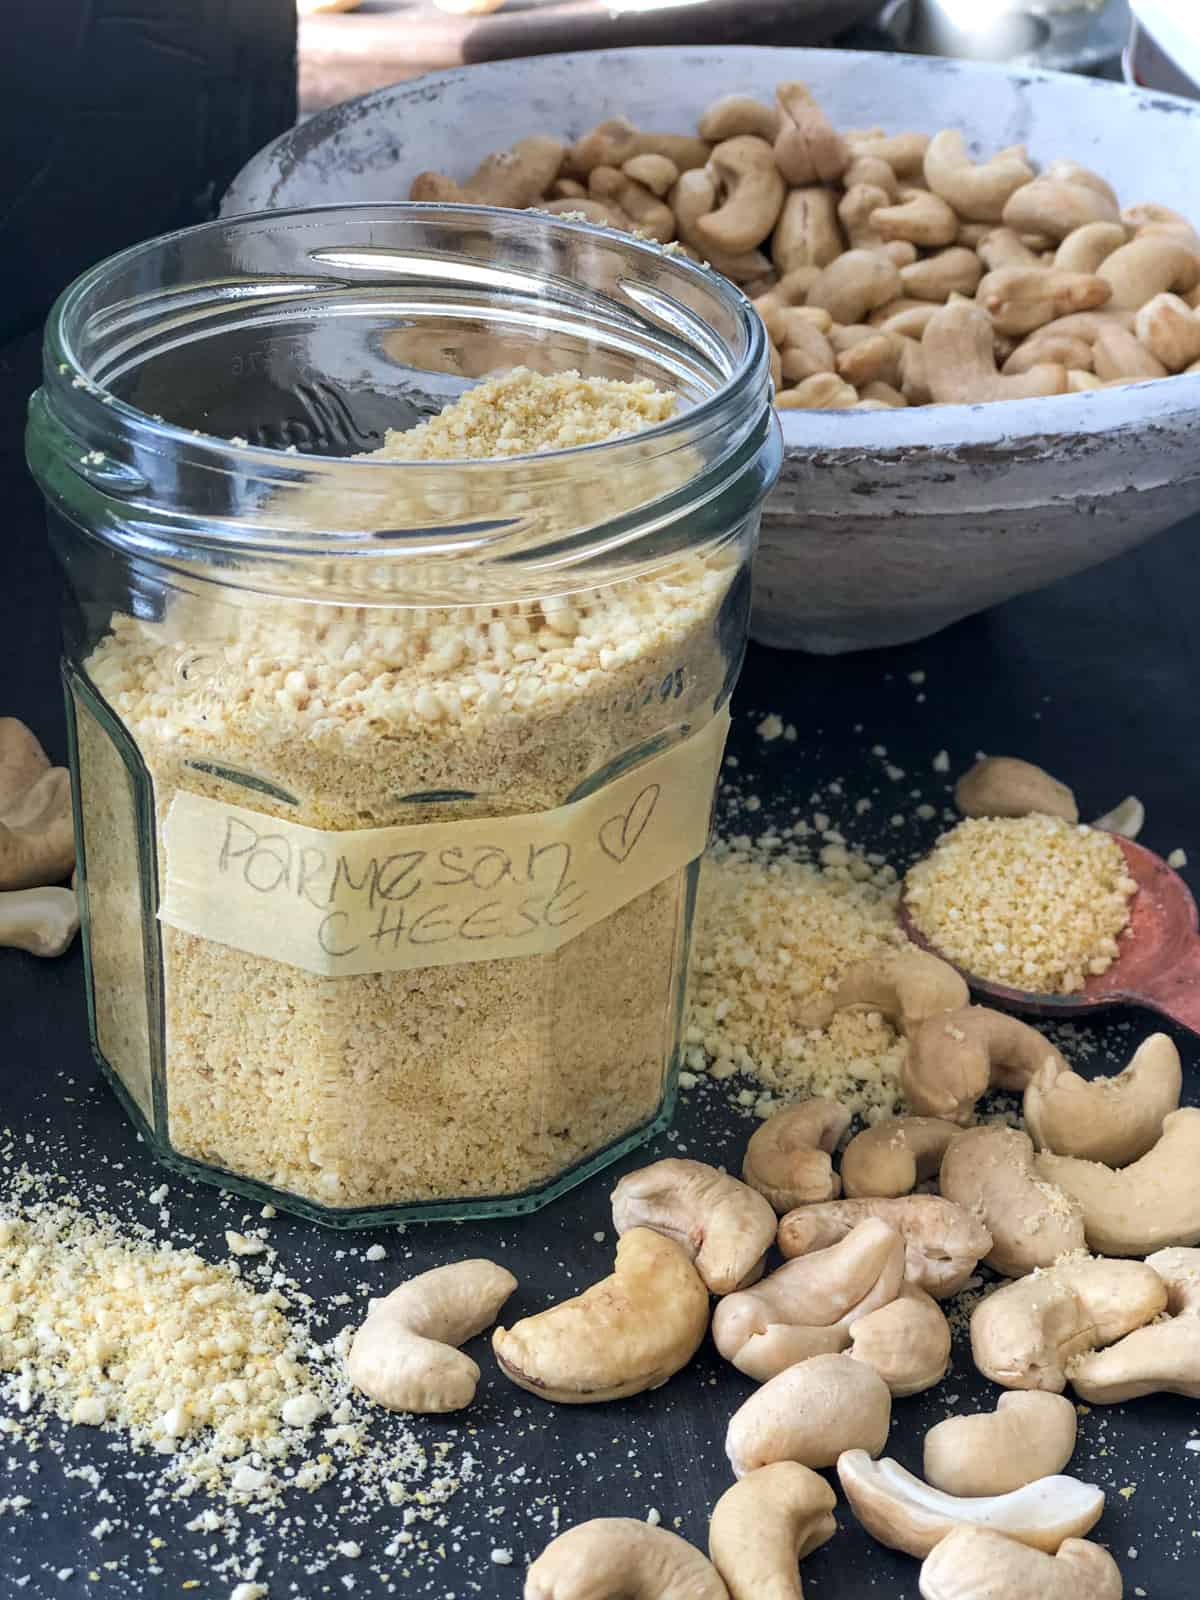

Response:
(230, 1585), (269, 1600)
(1118, 1484), (1137, 1499)
(280, 1392), (324, 1428)
(909, 671), (926, 685)
(336, 1541), (362, 1559)
(364, 1244), (387, 1263)
(490, 1549), (514, 1566)
(70, 1397), (106, 1427)
(756, 714), (785, 742)
(259, 1205), (276, 1220)
(905, 815), (1136, 994)
(646, 1508), (662, 1527)
(1186, 1439), (1200, 1451)
(224, 1230), (266, 1257)
(376, 367), (675, 460)
(688, 838), (909, 1113)
(1169, 848), (1188, 869)
(148, 1184), (168, 1206)
(932, 751), (950, 773)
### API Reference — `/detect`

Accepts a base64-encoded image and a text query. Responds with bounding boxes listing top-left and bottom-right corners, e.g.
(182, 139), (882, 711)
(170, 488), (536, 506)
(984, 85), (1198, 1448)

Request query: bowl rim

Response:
(221, 44), (1200, 455)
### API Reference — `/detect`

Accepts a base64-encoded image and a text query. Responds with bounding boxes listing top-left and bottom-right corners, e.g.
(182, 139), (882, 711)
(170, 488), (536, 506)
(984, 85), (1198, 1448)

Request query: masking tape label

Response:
(159, 710), (729, 976)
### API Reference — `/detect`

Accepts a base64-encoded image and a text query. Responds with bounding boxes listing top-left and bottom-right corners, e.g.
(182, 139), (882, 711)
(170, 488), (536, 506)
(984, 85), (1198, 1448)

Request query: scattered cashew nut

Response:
(903, 1006), (1069, 1125)
(923, 1392), (1078, 1497)
(1024, 1032), (1181, 1166)
(0, 718), (75, 892)
(346, 1259), (516, 1413)
(741, 1100), (851, 1211)
(848, 1284), (951, 1396)
(840, 1117), (960, 1200)
(492, 1229), (707, 1403)
(526, 1518), (729, 1600)
(708, 1463), (836, 1600)
(612, 1158), (777, 1294)
(1093, 793), (1144, 838)
(777, 1195), (992, 1299)
(939, 1125), (1085, 1277)
(712, 1217), (904, 1380)
(801, 947), (967, 1036)
(954, 755), (1078, 821)
(970, 1254), (1168, 1390)
(1069, 1245), (1200, 1402)
(836, 1449), (1105, 1558)
(0, 886), (80, 958)
(726, 1352), (891, 1477)
(919, 1528), (1123, 1600)
(1034, 1107), (1200, 1255)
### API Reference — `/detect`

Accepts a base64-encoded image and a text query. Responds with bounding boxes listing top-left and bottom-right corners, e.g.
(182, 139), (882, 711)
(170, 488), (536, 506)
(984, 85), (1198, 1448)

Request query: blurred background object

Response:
(1125, 0), (1200, 96)
(876, 0), (1130, 72)
(0, 0), (297, 346)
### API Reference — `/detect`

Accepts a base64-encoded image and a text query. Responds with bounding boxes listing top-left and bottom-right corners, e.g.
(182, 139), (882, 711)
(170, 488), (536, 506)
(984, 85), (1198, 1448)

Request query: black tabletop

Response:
(2, 328), (1198, 1599)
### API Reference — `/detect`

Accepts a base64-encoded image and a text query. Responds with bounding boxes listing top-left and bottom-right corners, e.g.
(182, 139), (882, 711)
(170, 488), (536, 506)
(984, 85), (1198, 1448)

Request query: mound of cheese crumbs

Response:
(686, 838), (911, 1118)
(376, 368), (677, 458)
(904, 814), (1137, 994)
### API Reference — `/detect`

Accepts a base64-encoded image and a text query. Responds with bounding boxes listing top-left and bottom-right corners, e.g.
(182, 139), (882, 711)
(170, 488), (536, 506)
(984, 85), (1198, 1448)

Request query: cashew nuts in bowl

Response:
(525, 1518), (729, 1600)
(836, 1449), (1105, 1558)
(777, 1195), (992, 1299)
(493, 1228), (708, 1404)
(611, 1158), (777, 1294)
(919, 1528), (1123, 1600)
(708, 1463), (836, 1600)
(346, 1259), (517, 1414)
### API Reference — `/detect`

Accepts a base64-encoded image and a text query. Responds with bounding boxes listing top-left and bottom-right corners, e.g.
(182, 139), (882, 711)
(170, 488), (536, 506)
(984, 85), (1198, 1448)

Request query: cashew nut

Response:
(848, 1284), (951, 1396)
(411, 136), (565, 208)
(708, 1462), (835, 1600)
(772, 187), (843, 272)
(955, 755), (1078, 821)
(977, 227), (1040, 271)
(699, 95), (779, 144)
(741, 1100), (851, 1212)
(1035, 1107), (1200, 1255)
(846, 130), (929, 178)
(922, 301), (1068, 403)
(0, 719), (75, 891)
(537, 197), (631, 229)
(0, 886), (79, 957)
(806, 250), (902, 324)
(919, 1528), (1123, 1600)
(1134, 291), (1200, 371)
(1003, 332), (1095, 376)
(611, 1158), (776, 1294)
(698, 136), (786, 254)
(1093, 324), (1169, 381)
(1024, 1033), (1181, 1166)
(712, 1218), (904, 1380)
(836, 1450), (1105, 1559)
(1093, 793), (1145, 838)
(900, 247), (984, 303)
(1003, 178), (1121, 241)
(726, 1352), (891, 1477)
(777, 1196), (992, 1299)
(493, 1229), (707, 1403)
(568, 119), (708, 176)
(773, 82), (849, 187)
(939, 1126), (1085, 1277)
(806, 947), (968, 1037)
(838, 182), (891, 251)
(841, 1117), (960, 1200)
(1069, 1245), (1200, 1402)
(526, 1519), (729, 1600)
(874, 189), (959, 249)
(620, 153), (679, 196)
(1054, 221), (1129, 275)
(1098, 233), (1200, 308)
(923, 130), (1034, 222)
(589, 167), (675, 243)
(903, 1006), (1069, 1125)
(671, 169), (771, 281)
(843, 154), (900, 200)
(777, 319), (836, 384)
(970, 1254), (1168, 1390)
(923, 1392), (1078, 1497)
(776, 374), (858, 410)
(870, 298), (940, 337)
(977, 266), (1112, 337)
(346, 1259), (516, 1413)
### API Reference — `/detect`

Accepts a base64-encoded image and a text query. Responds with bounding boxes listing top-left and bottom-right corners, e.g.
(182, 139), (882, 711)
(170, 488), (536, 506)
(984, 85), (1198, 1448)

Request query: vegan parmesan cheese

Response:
(904, 814), (1137, 994)
(75, 369), (743, 1213)
(686, 838), (911, 1118)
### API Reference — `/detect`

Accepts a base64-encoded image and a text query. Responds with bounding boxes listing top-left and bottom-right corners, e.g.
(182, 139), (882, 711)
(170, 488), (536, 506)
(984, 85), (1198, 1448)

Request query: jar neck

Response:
(27, 204), (780, 606)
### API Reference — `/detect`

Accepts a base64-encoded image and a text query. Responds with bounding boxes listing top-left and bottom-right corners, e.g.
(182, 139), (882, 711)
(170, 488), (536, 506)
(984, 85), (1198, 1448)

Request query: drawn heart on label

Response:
(598, 784), (660, 864)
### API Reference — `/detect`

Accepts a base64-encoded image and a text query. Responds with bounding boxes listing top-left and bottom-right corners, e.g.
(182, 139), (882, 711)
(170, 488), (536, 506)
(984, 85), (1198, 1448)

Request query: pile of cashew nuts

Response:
(0, 718), (78, 958)
(343, 750), (1194, 1598)
(411, 83), (1200, 410)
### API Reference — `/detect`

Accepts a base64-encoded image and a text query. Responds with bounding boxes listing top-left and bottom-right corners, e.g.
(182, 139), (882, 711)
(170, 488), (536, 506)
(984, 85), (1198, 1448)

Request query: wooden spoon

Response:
(900, 835), (1200, 1036)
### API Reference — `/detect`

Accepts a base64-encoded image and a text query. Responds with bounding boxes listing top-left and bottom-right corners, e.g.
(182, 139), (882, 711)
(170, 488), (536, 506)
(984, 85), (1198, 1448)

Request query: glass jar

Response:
(26, 203), (780, 1225)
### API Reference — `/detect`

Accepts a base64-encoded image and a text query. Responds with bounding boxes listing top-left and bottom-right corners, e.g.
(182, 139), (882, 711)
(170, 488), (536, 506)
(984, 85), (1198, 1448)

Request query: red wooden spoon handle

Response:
(1132, 937), (1200, 1034)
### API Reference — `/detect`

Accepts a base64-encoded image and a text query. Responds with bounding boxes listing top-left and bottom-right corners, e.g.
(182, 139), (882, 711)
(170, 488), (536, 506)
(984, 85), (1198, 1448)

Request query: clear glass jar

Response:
(27, 204), (780, 1225)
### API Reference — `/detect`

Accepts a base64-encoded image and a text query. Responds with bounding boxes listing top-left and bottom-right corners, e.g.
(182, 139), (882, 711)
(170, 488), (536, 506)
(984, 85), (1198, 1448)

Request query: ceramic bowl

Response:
(223, 47), (1200, 653)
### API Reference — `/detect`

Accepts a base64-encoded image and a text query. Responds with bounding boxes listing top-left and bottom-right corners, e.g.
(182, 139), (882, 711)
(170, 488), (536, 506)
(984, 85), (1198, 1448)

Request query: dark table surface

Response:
(2, 324), (1199, 1598)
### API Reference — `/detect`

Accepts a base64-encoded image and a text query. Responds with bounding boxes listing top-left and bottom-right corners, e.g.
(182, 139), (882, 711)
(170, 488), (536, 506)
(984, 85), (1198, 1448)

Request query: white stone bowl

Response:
(222, 47), (1200, 653)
